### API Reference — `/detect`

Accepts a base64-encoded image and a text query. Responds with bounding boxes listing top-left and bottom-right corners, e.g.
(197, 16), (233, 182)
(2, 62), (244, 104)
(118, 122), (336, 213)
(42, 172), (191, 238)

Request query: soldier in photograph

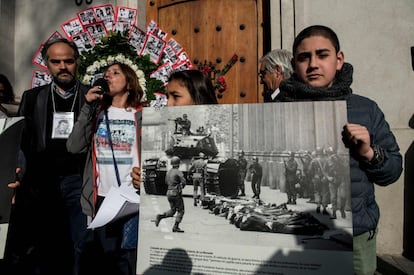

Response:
(173, 113), (191, 135)
(236, 151), (248, 197)
(284, 152), (299, 204)
(310, 148), (330, 215)
(155, 156), (186, 232)
(325, 147), (343, 219)
(248, 156), (263, 199)
(299, 151), (314, 202)
(189, 152), (207, 206)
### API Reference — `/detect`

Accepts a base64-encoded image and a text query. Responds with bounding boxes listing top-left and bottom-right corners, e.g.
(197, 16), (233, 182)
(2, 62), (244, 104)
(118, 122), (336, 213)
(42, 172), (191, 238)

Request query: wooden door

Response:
(146, 0), (264, 104)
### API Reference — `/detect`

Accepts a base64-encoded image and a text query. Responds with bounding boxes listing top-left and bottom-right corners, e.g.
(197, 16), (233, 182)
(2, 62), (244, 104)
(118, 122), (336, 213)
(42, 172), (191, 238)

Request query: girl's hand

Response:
(131, 166), (142, 190)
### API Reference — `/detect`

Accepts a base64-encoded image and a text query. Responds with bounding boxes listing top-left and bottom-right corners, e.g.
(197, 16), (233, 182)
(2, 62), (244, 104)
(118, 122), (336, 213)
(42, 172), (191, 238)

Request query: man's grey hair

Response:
(260, 49), (293, 79)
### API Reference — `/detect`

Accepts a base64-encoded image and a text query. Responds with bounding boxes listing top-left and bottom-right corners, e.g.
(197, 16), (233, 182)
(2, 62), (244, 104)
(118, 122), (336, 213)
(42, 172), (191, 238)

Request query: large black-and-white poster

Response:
(137, 102), (353, 275)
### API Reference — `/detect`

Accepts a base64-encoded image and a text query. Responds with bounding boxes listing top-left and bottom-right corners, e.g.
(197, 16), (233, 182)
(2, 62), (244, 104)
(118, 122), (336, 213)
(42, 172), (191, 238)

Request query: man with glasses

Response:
(259, 49), (293, 102)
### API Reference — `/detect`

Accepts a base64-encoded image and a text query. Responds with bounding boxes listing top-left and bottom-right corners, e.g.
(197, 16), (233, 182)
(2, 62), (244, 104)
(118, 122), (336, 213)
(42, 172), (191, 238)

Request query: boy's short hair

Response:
(292, 25), (340, 55)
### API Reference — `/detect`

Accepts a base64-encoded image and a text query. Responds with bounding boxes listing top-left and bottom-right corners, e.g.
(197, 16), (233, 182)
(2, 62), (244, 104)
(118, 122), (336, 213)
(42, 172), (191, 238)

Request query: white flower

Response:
(92, 61), (100, 68)
(82, 55), (148, 97)
(139, 80), (147, 92)
(115, 54), (125, 63)
(131, 64), (138, 72)
(86, 66), (95, 74)
(107, 56), (115, 63)
(82, 75), (92, 85)
(90, 64), (98, 73)
(124, 59), (133, 66)
(136, 70), (144, 78)
(140, 92), (147, 103)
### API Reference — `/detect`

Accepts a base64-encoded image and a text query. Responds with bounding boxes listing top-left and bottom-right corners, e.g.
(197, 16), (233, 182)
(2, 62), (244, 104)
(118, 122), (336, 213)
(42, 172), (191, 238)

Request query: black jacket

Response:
(17, 83), (89, 185)
(18, 83), (88, 153)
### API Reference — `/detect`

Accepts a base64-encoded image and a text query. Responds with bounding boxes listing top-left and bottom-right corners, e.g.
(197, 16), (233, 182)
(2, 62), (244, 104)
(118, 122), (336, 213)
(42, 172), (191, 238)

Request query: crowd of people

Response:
(281, 148), (350, 220)
(181, 145), (349, 223)
(1, 24), (403, 275)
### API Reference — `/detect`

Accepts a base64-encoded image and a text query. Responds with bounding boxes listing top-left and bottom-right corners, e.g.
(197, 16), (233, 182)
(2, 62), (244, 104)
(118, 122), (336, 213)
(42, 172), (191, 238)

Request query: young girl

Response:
(278, 25), (402, 275)
(67, 62), (143, 275)
(166, 69), (218, 106)
(131, 69), (218, 186)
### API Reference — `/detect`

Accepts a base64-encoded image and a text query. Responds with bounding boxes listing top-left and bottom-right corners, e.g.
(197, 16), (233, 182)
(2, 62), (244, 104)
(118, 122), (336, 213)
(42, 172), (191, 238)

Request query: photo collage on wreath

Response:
(31, 4), (193, 104)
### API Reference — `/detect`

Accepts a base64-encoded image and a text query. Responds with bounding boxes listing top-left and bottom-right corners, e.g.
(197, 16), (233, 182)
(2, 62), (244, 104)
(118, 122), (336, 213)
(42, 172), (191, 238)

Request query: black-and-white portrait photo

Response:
(49, 31), (62, 41)
(141, 33), (166, 64)
(162, 45), (179, 65)
(31, 70), (51, 88)
(85, 22), (107, 44)
(32, 47), (46, 69)
(61, 18), (83, 38)
(115, 6), (137, 25)
(172, 60), (193, 71)
(128, 26), (147, 54)
(72, 32), (94, 54)
(112, 21), (131, 35)
(167, 38), (184, 54)
(178, 51), (191, 63)
(77, 8), (97, 25)
(95, 7), (105, 20)
(51, 112), (74, 139)
(146, 20), (158, 34)
(32, 31), (63, 69)
(54, 119), (71, 137)
(150, 62), (173, 84)
(137, 102), (353, 275)
(94, 4), (115, 31)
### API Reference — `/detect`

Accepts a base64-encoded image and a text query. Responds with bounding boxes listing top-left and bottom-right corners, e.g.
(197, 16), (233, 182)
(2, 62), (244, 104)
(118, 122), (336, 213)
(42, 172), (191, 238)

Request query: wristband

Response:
(365, 144), (384, 166)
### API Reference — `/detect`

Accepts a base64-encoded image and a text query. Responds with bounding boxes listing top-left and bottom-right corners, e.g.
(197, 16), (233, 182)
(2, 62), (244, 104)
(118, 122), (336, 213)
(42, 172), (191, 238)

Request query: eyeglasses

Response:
(258, 69), (268, 77)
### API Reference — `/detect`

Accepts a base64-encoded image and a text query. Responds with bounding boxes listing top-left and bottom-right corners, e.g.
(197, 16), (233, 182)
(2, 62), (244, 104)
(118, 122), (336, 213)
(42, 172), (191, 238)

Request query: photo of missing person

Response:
(94, 4), (115, 31)
(115, 6), (137, 25)
(31, 71), (52, 88)
(61, 18), (83, 38)
(141, 33), (166, 64)
(52, 112), (74, 139)
(77, 8), (97, 25)
(54, 119), (70, 136)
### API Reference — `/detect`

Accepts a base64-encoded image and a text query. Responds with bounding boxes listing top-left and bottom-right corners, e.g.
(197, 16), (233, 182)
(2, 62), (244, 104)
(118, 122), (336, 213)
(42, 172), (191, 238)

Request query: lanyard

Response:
(51, 83), (79, 113)
(104, 109), (121, 187)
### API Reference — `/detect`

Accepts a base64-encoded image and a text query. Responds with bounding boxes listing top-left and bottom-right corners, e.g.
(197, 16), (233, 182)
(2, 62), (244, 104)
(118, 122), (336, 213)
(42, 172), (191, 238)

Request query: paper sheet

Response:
(88, 185), (140, 229)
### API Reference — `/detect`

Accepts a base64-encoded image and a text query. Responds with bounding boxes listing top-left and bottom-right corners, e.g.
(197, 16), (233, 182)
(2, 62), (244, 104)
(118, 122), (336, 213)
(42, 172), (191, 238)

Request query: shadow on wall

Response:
(403, 113), (414, 261)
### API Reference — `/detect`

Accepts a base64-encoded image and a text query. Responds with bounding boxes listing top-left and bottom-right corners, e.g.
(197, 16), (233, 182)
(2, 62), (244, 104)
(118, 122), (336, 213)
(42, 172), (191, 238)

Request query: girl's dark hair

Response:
(168, 70), (218, 104)
(0, 74), (15, 103)
(101, 62), (144, 110)
(292, 25), (340, 55)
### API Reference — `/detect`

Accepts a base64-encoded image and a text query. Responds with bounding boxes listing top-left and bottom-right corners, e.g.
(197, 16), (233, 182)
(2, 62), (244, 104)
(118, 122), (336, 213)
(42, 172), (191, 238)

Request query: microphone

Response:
(89, 78), (108, 118)
(93, 78), (109, 95)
